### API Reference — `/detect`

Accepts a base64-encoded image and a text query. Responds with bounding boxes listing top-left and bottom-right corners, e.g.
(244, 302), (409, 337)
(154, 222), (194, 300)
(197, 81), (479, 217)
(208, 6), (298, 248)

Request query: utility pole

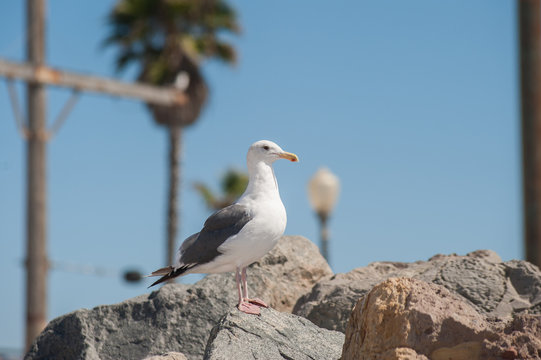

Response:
(167, 125), (182, 270)
(519, 0), (541, 268)
(24, 0), (47, 350)
(0, 1), (187, 350)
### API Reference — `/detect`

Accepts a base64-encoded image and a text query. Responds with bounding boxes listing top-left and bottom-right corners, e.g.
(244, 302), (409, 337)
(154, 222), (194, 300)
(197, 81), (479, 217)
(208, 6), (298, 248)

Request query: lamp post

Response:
(308, 168), (340, 263)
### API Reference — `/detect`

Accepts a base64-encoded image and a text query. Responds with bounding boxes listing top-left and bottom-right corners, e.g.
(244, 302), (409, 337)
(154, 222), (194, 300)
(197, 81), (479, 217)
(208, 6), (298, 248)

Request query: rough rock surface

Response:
(249, 235), (332, 312)
(294, 250), (541, 332)
(341, 277), (541, 360)
(144, 352), (188, 360)
(379, 347), (429, 360)
(204, 308), (344, 360)
(482, 314), (541, 360)
(25, 236), (331, 360)
(341, 278), (494, 360)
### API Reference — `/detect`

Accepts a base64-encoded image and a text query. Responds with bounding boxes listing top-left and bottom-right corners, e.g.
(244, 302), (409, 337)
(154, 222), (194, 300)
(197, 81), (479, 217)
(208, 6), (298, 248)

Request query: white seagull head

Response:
(247, 140), (299, 166)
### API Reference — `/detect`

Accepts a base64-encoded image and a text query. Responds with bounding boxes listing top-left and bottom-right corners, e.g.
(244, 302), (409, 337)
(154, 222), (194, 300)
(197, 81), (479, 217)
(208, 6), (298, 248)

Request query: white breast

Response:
(217, 195), (287, 268)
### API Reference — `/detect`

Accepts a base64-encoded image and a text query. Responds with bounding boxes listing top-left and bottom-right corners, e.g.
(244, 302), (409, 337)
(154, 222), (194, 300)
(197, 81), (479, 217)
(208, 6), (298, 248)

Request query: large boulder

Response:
(341, 277), (541, 360)
(25, 236), (332, 360)
(341, 278), (494, 360)
(293, 250), (541, 332)
(248, 235), (333, 312)
(203, 308), (344, 360)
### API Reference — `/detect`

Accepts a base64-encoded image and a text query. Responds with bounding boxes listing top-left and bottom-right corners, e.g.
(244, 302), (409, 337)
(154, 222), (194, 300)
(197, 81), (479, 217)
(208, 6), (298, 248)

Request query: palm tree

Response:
(104, 0), (239, 268)
(194, 169), (248, 211)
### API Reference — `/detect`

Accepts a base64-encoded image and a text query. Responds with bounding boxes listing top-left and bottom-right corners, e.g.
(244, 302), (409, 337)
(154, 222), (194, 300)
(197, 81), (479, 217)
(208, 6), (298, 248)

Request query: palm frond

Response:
(222, 169), (248, 198)
(194, 183), (218, 209)
(104, 0), (239, 73)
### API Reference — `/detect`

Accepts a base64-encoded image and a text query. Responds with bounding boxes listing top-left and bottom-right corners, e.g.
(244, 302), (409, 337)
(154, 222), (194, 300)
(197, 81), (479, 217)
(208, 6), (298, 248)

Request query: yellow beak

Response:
(278, 151), (299, 162)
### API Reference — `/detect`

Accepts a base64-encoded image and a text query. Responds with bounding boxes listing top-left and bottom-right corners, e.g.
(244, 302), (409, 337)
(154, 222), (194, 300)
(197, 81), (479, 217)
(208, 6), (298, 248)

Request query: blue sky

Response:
(0, 0), (519, 351)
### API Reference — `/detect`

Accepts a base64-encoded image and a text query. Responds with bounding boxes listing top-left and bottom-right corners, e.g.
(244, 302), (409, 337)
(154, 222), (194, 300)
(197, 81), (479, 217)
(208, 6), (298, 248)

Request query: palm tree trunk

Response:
(519, 0), (541, 267)
(166, 125), (182, 272)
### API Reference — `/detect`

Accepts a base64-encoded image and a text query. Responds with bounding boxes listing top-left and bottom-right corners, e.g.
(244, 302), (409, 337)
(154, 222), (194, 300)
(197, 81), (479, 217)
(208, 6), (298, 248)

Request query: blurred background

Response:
(0, 0), (522, 356)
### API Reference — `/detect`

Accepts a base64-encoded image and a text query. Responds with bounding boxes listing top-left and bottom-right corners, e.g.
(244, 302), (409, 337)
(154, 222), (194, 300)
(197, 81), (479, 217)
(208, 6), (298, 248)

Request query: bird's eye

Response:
(263, 145), (270, 151)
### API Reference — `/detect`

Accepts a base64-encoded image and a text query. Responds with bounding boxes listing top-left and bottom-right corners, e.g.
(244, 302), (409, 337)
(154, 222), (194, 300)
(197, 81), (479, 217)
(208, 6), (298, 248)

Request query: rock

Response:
(24, 285), (205, 360)
(379, 348), (429, 360)
(341, 278), (494, 360)
(292, 263), (384, 333)
(431, 342), (482, 360)
(144, 352), (188, 360)
(293, 250), (541, 332)
(25, 235), (332, 360)
(482, 314), (541, 359)
(341, 277), (541, 360)
(504, 260), (541, 313)
(247, 235), (333, 312)
(203, 307), (344, 360)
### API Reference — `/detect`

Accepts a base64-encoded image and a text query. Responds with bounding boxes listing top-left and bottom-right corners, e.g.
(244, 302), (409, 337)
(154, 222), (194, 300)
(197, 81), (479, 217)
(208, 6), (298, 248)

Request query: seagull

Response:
(148, 140), (299, 315)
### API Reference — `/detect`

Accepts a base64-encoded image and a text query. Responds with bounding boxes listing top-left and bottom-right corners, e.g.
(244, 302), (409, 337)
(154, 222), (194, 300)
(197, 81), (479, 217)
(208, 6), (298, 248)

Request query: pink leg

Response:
(236, 267), (243, 304)
(241, 267), (268, 308)
(236, 267), (260, 315)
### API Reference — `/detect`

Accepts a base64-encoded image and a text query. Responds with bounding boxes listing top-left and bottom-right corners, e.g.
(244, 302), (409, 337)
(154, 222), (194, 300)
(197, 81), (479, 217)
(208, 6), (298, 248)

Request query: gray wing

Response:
(179, 204), (254, 266)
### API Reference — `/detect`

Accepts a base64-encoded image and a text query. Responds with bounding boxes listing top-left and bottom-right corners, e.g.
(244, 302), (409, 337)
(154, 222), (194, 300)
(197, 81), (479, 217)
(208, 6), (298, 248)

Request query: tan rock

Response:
(380, 347), (429, 360)
(341, 278), (493, 360)
(144, 352), (187, 360)
(431, 341), (481, 360)
(250, 235), (333, 312)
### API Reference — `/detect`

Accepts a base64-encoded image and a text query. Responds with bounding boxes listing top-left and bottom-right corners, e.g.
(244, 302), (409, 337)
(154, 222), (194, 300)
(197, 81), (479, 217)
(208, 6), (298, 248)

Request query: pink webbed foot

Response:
(238, 301), (261, 315)
(247, 298), (268, 308)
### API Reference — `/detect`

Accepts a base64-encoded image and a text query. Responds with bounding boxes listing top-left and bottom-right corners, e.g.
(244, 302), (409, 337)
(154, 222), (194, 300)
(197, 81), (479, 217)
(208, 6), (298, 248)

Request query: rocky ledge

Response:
(293, 249), (541, 333)
(25, 236), (332, 360)
(25, 236), (541, 360)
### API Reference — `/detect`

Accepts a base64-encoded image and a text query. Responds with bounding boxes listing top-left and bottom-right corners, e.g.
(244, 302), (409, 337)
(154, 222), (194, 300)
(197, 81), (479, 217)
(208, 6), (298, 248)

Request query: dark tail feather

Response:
(148, 266), (191, 288)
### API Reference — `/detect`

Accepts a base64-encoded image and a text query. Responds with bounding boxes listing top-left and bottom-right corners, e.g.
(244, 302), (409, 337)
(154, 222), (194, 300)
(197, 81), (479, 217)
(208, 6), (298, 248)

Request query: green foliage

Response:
(194, 169), (248, 211)
(104, 0), (240, 84)
(222, 170), (248, 198)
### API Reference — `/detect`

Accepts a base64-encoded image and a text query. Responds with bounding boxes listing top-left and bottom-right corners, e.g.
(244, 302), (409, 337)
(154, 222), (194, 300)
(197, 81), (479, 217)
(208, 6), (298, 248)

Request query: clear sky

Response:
(0, 0), (519, 351)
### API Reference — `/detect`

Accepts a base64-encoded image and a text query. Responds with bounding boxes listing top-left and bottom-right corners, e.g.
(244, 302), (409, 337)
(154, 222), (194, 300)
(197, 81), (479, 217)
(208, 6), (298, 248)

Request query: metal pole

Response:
(519, 0), (541, 267)
(25, 0), (48, 350)
(318, 212), (329, 264)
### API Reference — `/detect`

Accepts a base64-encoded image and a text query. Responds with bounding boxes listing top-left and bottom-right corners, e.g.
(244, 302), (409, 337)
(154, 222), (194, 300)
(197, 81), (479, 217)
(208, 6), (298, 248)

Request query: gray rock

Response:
(294, 250), (541, 333)
(203, 308), (344, 360)
(24, 285), (209, 360)
(504, 260), (541, 311)
(25, 235), (332, 360)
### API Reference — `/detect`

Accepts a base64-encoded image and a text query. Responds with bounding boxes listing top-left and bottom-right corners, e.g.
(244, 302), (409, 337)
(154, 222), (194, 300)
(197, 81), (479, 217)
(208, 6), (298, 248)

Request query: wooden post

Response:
(519, 0), (541, 267)
(25, 0), (48, 350)
(0, 2), (189, 349)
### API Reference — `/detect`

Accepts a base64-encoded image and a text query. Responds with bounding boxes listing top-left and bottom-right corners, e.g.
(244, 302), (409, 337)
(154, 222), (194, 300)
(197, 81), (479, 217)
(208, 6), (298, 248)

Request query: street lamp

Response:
(308, 167), (340, 263)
